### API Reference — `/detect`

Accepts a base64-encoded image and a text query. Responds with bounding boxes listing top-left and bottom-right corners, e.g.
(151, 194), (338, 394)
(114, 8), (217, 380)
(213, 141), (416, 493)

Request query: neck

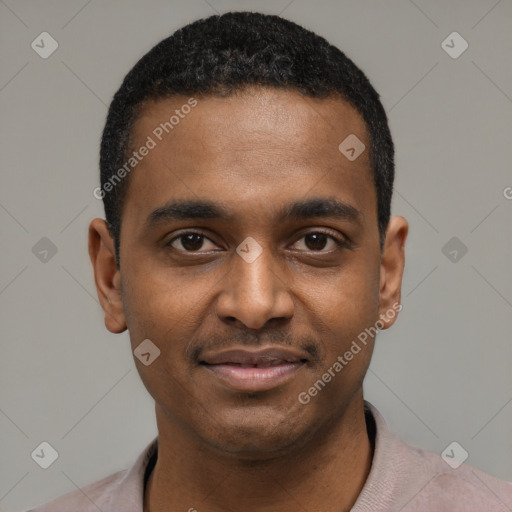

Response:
(144, 394), (373, 512)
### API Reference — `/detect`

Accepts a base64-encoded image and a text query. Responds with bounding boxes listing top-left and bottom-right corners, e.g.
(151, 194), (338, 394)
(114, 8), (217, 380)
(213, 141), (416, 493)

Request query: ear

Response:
(88, 218), (127, 333)
(378, 216), (408, 329)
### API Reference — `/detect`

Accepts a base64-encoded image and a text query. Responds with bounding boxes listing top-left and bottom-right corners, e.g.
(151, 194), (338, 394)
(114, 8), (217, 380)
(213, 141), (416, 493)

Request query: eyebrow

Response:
(145, 197), (361, 227)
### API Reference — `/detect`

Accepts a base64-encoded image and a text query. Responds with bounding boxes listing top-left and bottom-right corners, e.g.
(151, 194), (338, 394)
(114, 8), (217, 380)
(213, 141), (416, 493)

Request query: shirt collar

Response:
(106, 435), (158, 512)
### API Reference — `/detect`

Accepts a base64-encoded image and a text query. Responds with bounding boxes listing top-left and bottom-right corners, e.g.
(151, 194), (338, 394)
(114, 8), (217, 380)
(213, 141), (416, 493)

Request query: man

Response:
(29, 11), (511, 512)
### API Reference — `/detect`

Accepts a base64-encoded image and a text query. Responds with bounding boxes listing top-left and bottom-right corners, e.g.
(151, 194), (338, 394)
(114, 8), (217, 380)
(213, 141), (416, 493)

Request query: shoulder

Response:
(25, 436), (158, 512)
(400, 445), (512, 511)
(25, 469), (127, 512)
(359, 402), (512, 511)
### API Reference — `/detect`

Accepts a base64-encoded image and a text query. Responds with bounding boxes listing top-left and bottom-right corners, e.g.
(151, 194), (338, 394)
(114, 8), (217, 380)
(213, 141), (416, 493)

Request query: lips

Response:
(200, 347), (308, 392)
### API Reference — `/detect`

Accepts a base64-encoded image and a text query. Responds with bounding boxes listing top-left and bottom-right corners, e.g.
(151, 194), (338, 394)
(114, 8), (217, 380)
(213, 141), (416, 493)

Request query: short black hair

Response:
(99, 11), (394, 268)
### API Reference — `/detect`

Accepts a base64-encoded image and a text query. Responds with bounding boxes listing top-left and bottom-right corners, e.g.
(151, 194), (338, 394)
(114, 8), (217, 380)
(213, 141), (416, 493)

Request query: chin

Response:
(197, 406), (316, 459)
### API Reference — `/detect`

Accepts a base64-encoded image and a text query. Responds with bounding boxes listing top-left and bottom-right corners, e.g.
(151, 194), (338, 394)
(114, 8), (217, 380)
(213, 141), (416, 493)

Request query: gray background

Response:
(1, 0), (511, 510)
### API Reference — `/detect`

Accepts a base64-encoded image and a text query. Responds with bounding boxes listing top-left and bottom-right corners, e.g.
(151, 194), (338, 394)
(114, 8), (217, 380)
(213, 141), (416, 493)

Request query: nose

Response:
(215, 244), (294, 330)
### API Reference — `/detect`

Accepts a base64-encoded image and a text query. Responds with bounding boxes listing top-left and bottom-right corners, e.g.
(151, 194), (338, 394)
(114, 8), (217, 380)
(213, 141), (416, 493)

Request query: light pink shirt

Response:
(27, 401), (512, 511)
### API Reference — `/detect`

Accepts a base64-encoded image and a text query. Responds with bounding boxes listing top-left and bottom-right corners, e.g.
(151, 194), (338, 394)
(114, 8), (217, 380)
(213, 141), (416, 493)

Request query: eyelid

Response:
(166, 229), (219, 249)
(290, 228), (351, 250)
(167, 228), (209, 241)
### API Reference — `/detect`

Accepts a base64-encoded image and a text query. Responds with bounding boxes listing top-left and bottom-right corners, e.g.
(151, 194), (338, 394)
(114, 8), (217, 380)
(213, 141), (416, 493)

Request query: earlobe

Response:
(88, 218), (127, 333)
(378, 216), (408, 330)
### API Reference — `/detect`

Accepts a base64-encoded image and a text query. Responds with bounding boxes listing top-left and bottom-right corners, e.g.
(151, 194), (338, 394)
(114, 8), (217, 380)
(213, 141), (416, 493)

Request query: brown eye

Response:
(291, 232), (345, 252)
(168, 232), (218, 252)
(179, 233), (204, 251)
(304, 233), (329, 251)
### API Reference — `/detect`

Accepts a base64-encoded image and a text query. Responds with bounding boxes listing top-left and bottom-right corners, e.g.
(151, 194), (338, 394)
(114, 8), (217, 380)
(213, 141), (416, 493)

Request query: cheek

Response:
(121, 271), (201, 406)
(305, 270), (379, 403)
(314, 258), (381, 335)
(121, 267), (214, 392)
(303, 261), (381, 394)
(122, 266), (195, 335)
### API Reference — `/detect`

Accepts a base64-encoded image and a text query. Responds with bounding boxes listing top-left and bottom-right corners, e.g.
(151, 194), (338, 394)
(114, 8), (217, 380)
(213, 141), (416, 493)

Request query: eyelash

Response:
(165, 229), (350, 253)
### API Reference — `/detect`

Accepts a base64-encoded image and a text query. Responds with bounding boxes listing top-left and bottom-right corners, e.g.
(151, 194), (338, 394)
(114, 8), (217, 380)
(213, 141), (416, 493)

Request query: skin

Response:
(89, 87), (408, 512)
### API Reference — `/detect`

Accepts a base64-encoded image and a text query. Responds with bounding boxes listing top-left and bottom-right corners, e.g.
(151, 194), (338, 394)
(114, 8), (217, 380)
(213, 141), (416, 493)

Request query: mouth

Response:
(199, 347), (309, 392)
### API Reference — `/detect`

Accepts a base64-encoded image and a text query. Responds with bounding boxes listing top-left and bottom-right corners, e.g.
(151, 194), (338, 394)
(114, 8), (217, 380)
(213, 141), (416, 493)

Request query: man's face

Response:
(98, 88), (400, 456)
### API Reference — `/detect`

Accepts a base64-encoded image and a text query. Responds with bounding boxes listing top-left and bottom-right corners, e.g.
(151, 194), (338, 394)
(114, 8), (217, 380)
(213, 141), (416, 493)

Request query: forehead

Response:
(123, 87), (375, 227)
